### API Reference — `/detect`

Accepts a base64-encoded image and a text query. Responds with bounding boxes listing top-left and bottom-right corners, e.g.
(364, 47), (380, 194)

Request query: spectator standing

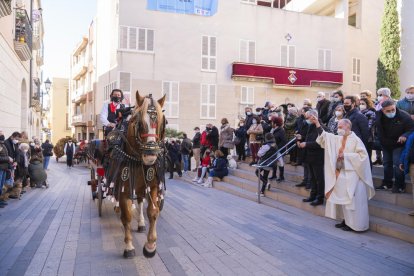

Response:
(295, 106), (312, 187)
(399, 131), (414, 216)
(167, 140), (182, 179)
(256, 133), (279, 196)
(244, 107), (254, 157)
(202, 150), (228, 188)
(303, 99), (312, 108)
(316, 92), (331, 125)
(206, 124), (219, 151)
(327, 105), (345, 135)
(234, 120), (247, 161)
(269, 117), (287, 182)
(372, 88), (392, 165)
(41, 139), (53, 170)
(396, 85), (414, 119)
(200, 126), (211, 157)
(64, 139), (76, 168)
(375, 100), (414, 192)
(359, 98), (377, 165)
(192, 127), (201, 171)
(262, 101), (272, 122)
(247, 115), (264, 165)
(298, 110), (325, 206)
(180, 133), (192, 174)
(4, 132), (21, 188)
(218, 118), (234, 157)
(284, 106), (299, 164)
(0, 132), (12, 208)
(327, 90), (344, 119)
(360, 90), (373, 101)
(343, 96), (369, 147)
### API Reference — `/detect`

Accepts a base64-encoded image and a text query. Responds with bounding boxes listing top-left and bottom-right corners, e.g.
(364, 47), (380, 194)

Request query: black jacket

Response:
(192, 132), (201, 149)
(245, 114), (254, 132)
(297, 122), (324, 165)
(4, 138), (18, 161)
(0, 141), (9, 170)
(316, 99), (331, 124)
(206, 126), (219, 149)
(272, 127), (287, 148)
(41, 142), (54, 157)
(180, 138), (192, 155)
(376, 108), (414, 149)
(234, 126), (247, 144)
(344, 108), (369, 146)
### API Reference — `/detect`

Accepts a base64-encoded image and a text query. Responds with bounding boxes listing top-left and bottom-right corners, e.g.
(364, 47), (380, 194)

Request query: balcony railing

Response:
(0, 0), (12, 18)
(72, 114), (86, 126)
(14, 8), (32, 61)
(32, 21), (42, 50)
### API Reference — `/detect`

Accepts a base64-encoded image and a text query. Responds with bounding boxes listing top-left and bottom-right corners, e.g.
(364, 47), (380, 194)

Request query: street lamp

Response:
(44, 78), (51, 92)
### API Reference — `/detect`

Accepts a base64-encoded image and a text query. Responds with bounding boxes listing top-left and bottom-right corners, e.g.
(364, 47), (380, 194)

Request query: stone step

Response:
(230, 168), (414, 209)
(205, 173), (414, 244)
(237, 162), (413, 194)
(369, 200), (414, 228)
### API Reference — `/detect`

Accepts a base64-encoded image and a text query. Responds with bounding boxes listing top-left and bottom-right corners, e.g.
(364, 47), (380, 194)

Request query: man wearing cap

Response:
(192, 127), (201, 171)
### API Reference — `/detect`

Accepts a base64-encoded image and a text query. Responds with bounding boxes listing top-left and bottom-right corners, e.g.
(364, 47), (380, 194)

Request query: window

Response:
(66, 113), (69, 130)
(240, 86), (254, 115)
(119, 72), (131, 92)
(318, 49), (332, 70)
(352, 58), (361, 83)
(119, 26), (154, 52)
(104, 81), (117, 101)
(240, 40), (256, 63)
(201, 36), (217, 71)
(162, 81), (179, 118)
(281, 45), (295, 67)
(200, 84), (216, 119)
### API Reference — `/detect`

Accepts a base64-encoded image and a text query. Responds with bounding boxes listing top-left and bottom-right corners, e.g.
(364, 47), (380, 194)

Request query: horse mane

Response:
(133, 96), (165, 139)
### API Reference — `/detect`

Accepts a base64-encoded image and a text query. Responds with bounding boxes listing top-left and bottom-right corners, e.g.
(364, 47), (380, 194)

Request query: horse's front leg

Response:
(143, 186), (159, 258)
(120, 190), (135, 258)
(137, 198), (146, 232)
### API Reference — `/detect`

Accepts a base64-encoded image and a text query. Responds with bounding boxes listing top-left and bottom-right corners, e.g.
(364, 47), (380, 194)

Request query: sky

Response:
(42, 0), (96, 80)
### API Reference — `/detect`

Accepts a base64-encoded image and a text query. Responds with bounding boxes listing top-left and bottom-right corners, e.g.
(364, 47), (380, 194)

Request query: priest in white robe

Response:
(310, 116), (375, 231)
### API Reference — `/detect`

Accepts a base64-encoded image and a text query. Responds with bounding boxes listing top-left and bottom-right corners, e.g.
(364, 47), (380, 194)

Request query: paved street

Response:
(0, 161), (414, 276)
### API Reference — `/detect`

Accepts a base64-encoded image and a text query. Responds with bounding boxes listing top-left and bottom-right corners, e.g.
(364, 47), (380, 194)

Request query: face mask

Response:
(239, 123), (244, 127)
(246, 112), (252, 116)
(378, 96), (384, 102)
(12, 139), (18, 144)
(335, 111), (343, 117)
(30, 142), (35, 147)
(406, 94), (414, 101)
(359, 105), (367, 111)
(252, 119), (257, 124)
(385, 112), (396, 119)
(337, 129), (346, 136)
(317, 97), (323, 102)
(332, 97), (340, 102)
(305, 119), (312, 125)
(111, 96), (121, 103)
(255, 112), (262, 116)
(344, 105), (352, 112)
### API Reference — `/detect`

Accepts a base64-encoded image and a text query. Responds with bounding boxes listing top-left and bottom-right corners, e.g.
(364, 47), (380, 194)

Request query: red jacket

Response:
(201, 155), (211, 167)
(200, 131), (211, 147)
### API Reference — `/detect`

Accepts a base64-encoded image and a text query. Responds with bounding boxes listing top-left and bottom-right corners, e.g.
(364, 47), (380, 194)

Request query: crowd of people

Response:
(0, 131), (54, 208)
(164, 85), (414, 230)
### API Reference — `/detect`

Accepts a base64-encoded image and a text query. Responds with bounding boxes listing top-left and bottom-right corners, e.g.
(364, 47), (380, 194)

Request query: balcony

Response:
(72, 62), (88, 80)
(232, 62), (343, 88)
(72, 88), (87, 104)
(72, 114), (87, 126)
(0, 0), (12, 18)
(14, 8), (32, 61)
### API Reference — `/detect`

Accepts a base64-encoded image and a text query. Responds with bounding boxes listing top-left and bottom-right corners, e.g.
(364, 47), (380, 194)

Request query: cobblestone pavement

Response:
(0, 161), (414, 276)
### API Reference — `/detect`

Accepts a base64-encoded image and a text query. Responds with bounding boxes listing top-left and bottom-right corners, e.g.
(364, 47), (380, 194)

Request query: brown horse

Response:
(115, 91), (166, 258)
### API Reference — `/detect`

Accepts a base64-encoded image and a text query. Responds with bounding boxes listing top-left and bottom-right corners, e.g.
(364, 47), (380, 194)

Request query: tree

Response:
(376, 0), (401, 99)
(165, 128), (184, 139)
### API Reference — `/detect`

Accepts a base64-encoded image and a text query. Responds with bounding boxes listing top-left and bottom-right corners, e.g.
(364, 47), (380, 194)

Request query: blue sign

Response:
(147, 0), (218, 16)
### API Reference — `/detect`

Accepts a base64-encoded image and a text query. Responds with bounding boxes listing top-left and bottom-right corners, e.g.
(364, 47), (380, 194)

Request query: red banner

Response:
(232, 62), (343, 87)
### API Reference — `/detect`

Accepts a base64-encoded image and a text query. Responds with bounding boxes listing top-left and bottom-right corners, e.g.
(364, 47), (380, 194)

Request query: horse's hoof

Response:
(123, 249), (136, 259)
(143, 246), (156, 258)
(137, 226), (146, 233)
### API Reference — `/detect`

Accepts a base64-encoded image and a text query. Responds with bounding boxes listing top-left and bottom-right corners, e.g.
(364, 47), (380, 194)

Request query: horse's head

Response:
(131, 91), (166, 166)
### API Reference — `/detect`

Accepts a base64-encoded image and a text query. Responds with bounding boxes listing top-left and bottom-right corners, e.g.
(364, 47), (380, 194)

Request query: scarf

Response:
(110, 102), (118, 113)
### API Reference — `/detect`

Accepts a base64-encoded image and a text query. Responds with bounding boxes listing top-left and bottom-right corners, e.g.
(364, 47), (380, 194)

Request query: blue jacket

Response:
(400, 132), (414, 175)
(211, 157), (228, 178)
(344, 108), (369, 146)
(396, 98), (414, 115)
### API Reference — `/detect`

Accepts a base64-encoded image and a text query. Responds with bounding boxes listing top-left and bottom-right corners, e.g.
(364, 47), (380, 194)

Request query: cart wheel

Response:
(97, 175), (103, 217)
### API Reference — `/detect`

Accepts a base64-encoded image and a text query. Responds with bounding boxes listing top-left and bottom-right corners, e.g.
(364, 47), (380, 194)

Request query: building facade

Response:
(49, 78), (70, 144)
(0, 0), (44, 138)
(398, 0), (414, 94)
(87, 0), (385, 136)
(69, 20), (97, 141)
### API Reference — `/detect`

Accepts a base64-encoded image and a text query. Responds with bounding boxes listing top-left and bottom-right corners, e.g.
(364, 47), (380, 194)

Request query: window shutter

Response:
(241, 87), (247, 103)
(119, 72), (131, 92)
(138, 28), (146, 51)
(129, 27), (137, 50)
(240, 40), (248, 62)
(120, 26), (128, 49)
(147, 29), (154, 51)
(325, 50), (332, 70)
(281, 45), (287, 67)
(172, 82), (179, 102)
(248, 87), (254, 103)
(318, 49), (324, 70)
(248, 41), (256, 63)
(288, 45), (295, 67)
(210, 37), (217, 70)
(163, 81), (170, 95)
(202, 36), (209, 70)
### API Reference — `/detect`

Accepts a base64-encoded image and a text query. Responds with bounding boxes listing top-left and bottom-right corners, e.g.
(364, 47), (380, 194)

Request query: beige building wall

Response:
(50, 78), (71, 144)
(91, 0), (385, 136)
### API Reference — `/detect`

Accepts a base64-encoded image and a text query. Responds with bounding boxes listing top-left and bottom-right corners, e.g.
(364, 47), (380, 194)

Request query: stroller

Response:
(28, 149), (49, 189)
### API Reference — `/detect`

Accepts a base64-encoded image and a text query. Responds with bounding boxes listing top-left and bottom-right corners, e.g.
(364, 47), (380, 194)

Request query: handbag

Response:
(233, 136), (241, 146)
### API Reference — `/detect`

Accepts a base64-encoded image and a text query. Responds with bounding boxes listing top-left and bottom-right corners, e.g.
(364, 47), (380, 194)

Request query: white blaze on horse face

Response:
(142, 111), (157, 166)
